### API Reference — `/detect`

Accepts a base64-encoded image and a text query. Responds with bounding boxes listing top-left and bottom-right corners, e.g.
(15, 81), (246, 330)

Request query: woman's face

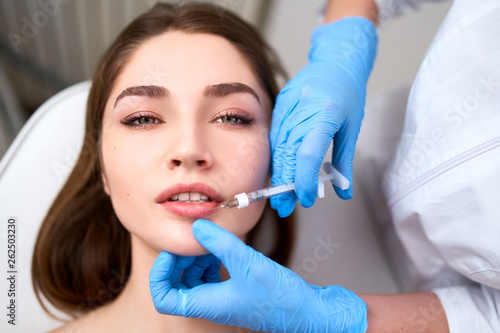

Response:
(100, 31), (272, 255)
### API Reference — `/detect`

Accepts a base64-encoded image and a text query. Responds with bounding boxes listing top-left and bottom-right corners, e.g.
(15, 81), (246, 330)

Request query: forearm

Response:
(324, 0), (378, 24)
(359, 292), (450, 332)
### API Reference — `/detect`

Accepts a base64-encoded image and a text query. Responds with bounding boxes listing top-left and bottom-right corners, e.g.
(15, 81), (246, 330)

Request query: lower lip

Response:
(158, 200), (220, 218)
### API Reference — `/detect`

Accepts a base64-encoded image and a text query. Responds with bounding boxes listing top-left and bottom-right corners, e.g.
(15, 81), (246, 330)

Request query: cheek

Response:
(101, 138), (138, 196)
(100, 136), (180, 252)
(214, 135), (271, 238)
(100, 132), (155, 228)
(218, 128), (270, 186)
(100, 126), (163, 194)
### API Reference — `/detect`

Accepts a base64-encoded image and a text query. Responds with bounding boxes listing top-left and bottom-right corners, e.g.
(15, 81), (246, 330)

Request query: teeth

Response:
(178, 193), (190, 201)
(169, 192), (212, 203)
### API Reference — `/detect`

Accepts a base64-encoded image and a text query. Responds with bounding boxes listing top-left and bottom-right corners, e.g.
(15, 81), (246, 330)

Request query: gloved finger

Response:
(270, 141), (287, 211)
(330, 114), (361, 200)
(272, 109), (320, 217)
(169, 256), (196, 289)
(269, 84), (297, 149)
(181, 254), (221, 288)
(273, 108), (333, 214)
(271, 137), (297, 218)
(175, 282), (232, 322)
(270, 192), (296, 218)
(295, 124), (335, 207)
(271, 139), (297, 217)
(149, 251), (183, 315)
(271, 138), (289, 187)
(270, 88), (301, 211)
(192, 219), (255, 277)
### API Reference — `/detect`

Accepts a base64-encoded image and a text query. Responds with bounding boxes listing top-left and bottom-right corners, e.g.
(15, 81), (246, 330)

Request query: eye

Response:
(121, 112), (163, 128)
(220, 115), (239, 124)
(213, 110), (254, 126)
(138, 116), (155, 125)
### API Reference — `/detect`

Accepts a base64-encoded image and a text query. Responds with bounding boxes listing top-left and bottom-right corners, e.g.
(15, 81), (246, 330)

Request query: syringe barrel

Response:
(232, 163), (348, 209)
(248, 182), (295, 203)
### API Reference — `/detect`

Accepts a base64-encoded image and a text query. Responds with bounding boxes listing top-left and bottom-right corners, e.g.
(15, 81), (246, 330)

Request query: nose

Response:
(166, 125), (214, 171)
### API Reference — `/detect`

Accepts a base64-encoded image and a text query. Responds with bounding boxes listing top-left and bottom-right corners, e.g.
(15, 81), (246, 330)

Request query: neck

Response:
(98, 234), (238, 333)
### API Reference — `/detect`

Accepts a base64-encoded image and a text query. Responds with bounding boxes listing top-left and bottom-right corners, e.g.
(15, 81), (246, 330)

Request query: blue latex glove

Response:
(150, 219), (367, 332)
(150, 253), (221, 288)
(270, 17), (377, 217)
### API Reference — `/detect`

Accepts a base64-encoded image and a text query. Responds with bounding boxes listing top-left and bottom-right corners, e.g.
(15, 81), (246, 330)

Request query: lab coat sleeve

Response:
(318, 0), (419, 22)
(374, 0), (453, 24)
(374, 0), (414, 17)
(433, 285), (500, 332)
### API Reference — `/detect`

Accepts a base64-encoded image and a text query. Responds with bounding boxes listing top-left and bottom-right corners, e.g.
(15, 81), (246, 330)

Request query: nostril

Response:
(167, 157), (211, 169)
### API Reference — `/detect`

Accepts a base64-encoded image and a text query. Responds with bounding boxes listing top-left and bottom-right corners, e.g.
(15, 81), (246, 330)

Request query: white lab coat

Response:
(377, 0), (500, 331)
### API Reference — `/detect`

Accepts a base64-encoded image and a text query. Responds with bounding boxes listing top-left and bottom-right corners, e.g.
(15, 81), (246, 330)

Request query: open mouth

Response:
(156, 183), (223, 217)
(168, 192), (214, 203)
(156, 183), (223, 204)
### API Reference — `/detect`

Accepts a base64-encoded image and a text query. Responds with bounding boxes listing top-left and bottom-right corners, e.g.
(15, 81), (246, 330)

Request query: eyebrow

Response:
(114, 82), (260, 108)
(203, 82), (260, 104)
(114, 85), (168, 107)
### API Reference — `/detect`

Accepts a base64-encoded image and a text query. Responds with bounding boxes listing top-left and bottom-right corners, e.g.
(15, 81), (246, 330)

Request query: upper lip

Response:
(155, 182), (224, 204)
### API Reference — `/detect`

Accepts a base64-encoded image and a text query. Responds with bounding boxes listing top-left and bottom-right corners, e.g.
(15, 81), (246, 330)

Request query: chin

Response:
(149, 230), (212, 257)
(167, 244), (211, 256)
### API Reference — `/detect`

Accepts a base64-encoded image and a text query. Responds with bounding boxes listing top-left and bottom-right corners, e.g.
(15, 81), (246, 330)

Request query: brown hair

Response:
(32, 2), (292, 318)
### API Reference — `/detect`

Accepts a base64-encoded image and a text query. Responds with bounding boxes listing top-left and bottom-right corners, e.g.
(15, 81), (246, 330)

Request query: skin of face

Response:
(100, 31), (272, 256)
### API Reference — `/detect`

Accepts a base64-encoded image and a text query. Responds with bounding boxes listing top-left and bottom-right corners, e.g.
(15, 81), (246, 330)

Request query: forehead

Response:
(113, 31), (262, 95)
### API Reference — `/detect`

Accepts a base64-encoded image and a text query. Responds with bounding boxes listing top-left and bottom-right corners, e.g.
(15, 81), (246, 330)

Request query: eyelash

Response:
(120, 112), (162, 128)
(120, 110), (255, 128)
(213, 110), (255, 126)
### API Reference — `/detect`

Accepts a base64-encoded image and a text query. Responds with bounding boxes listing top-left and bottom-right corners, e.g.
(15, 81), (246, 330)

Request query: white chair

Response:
(0, 81), (90, 332)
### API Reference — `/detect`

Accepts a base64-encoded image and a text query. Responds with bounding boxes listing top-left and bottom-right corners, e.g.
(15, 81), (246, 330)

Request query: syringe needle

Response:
(205, 198), (239, 212)
(205, 206), (222, 212)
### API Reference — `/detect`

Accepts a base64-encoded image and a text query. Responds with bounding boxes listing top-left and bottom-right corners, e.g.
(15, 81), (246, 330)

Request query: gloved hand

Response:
(150, 252), (221, 288)
(270, 17), (377, 217)
(150, 219), (367, 332)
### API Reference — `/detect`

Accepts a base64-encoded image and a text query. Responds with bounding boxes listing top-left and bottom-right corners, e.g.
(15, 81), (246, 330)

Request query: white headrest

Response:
(0, 81), (90, 331)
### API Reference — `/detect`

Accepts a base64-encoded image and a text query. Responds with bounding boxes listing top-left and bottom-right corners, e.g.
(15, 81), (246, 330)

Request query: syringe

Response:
(211, 163), (349, 210)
